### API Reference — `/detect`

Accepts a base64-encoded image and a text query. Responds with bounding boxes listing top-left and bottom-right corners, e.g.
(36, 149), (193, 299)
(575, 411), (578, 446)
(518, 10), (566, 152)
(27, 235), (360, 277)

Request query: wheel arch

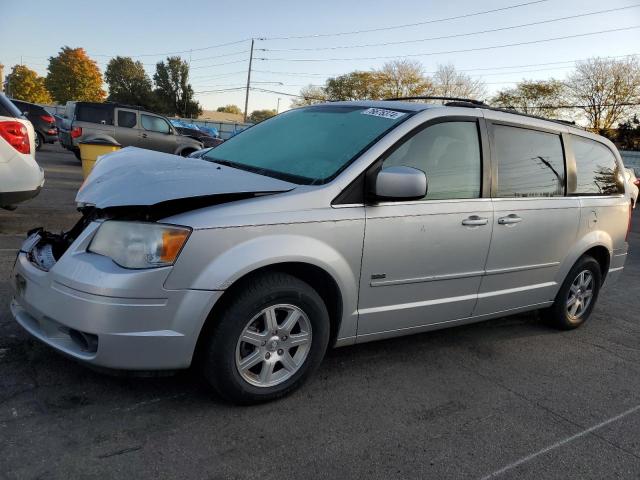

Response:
(558, 232), (612, 288)
(193, 261), (345, 363)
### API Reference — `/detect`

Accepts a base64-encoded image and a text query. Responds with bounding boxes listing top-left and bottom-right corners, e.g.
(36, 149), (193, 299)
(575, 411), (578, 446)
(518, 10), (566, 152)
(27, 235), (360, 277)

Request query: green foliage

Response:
(104, 56), (155, 109)
(325, 71), (385, 101)
(216, 104), (242, 114)
(45, 46), (105, 103)
(6, 65), (52, 104)
(153, 56), (201, 117)
(248, 109), (277, 123)
(492, 80), (565, 117)
(616, 115), (640, 150)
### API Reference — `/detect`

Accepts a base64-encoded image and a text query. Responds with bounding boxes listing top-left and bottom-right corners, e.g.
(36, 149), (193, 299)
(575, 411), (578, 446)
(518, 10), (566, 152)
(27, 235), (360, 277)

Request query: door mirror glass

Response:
(373, 166), (427, 200)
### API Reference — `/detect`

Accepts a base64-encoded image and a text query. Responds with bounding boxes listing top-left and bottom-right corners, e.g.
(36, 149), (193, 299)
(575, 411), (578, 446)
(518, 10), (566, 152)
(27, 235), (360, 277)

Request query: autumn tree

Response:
(378, 59), (432, 99)
(290, 85), (328, 107)
(5, 65), (52, 103)
(492, 80), (565, 117)
(565, 57), (640, 131)
(104, 56), (155, 109)
(216, 104), (242, 114)
(153, 56), (201, 117)
(325, 71), (385, 101)
(45, 47), (105, 103)
(248, 109), (277, 123)
(432, 64), (487, 100)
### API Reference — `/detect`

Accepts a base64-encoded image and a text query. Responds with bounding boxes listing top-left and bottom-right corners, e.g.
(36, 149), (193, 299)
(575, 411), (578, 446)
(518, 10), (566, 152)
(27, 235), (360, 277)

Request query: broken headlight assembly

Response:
(88, 221), (191, 269)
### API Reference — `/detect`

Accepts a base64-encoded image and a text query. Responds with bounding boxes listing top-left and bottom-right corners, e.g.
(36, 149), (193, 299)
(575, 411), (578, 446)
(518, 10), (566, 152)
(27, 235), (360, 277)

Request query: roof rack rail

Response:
(383, 96), (486, 105)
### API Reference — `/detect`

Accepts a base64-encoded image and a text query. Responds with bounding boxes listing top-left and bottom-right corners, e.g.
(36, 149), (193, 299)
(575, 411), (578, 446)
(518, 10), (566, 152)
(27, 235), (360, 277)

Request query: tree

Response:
(616, 115), (640, 150)
(325, 71), (385, 101)
(45, 47), (105, 103)
(248, 109), (277, 123)
(5, 65), (52, 103)
(216, 104), (242, 114)
(492, 79), (565, 117)
(104, 56), (155, 109)
(153, 56), (201, 117)
(565, 57), (640, 132)
(432, 64), (487, 100)
(290, 85), (328, 107)
(378, 59), (433, 99)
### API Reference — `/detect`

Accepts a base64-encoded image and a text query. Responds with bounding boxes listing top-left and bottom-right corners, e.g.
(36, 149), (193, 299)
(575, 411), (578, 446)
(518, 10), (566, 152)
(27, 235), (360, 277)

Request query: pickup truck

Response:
(58, 102), (203, 159)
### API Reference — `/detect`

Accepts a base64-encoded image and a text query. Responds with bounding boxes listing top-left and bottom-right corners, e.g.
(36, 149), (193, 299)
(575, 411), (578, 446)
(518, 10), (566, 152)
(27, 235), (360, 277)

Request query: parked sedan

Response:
(175, 126), (224, 148)
(10, 99), (57, 151)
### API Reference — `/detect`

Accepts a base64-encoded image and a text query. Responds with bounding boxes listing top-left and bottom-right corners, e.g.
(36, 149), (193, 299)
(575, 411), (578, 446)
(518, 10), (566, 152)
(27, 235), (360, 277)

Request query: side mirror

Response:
(372, 166), (427, 201)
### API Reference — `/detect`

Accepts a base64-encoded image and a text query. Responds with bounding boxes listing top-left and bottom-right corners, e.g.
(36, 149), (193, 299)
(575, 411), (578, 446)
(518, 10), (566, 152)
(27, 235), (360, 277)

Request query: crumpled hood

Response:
(75, 147), (295, 209)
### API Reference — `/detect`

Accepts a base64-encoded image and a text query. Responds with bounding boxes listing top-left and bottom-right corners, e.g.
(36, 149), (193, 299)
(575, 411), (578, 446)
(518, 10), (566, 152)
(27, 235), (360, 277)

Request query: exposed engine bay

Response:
(24, 191), (272, 272)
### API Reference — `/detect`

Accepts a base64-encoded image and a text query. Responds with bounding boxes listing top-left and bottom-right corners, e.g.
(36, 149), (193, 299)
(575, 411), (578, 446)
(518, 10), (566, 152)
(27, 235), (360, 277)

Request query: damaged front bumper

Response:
(11, 221), (221, 370)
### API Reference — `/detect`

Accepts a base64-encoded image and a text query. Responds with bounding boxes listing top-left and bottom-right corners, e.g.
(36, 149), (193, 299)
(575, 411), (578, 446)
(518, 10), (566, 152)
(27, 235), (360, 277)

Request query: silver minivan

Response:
(11, 100), (631, 404)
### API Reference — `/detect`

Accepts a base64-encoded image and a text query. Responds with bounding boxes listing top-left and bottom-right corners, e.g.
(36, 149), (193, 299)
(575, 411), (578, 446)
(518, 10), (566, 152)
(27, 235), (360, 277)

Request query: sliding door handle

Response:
(498, 214), (522, 225)
(462, 215), (488, 226)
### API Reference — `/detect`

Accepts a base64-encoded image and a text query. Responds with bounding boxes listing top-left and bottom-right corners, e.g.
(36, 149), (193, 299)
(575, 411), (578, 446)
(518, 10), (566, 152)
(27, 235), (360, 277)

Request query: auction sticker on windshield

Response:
(360, 108), (406, 120)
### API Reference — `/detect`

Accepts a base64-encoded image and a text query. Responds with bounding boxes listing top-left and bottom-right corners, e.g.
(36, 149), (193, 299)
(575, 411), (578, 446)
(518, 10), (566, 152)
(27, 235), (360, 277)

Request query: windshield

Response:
(203, 105), (411, 184)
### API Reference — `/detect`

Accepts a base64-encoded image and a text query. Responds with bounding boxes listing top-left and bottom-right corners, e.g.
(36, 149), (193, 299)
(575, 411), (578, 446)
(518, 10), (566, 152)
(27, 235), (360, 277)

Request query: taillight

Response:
(0, 121), (30, 154)
(71, 126), (82, 138)
(626, 202), (633, 242)
(40, 114), (55, 124)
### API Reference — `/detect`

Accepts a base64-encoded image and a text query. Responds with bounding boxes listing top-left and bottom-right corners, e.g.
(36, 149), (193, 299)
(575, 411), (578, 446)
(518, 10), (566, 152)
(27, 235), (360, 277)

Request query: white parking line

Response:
(480, 404), (640, 479)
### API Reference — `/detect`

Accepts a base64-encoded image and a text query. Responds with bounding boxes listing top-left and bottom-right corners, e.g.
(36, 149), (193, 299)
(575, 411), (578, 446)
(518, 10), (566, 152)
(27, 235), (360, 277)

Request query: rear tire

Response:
(201, 272), (330, 404)
(35, 133), (43, 151)
(73, 149), (81, 161)
(547, 255), (602, 330)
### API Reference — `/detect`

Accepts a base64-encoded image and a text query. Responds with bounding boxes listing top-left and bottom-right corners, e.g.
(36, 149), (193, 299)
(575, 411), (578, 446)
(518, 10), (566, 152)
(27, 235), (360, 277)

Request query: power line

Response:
(251, 54), (639, 79)
(260, 0), (550, 40)
(259, 5), (640, 52)
(90, 38), (251, 58)
(259, 26), (640, 62)
(190, 59), (248, 70)
(189, 70), (247, 81)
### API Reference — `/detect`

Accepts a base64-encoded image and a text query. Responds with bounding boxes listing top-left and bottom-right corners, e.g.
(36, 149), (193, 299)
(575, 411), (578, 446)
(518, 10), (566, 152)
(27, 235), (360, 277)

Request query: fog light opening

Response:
(69, 329), (98, 353)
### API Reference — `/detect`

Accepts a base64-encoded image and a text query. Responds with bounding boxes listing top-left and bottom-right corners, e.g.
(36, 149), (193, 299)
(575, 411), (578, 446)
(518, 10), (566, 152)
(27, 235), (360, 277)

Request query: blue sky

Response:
(1, 0), (638, 112)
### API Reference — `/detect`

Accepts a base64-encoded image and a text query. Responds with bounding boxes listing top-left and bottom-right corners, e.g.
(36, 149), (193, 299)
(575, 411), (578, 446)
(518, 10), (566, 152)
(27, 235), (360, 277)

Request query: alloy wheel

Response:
(235, 304), (312, 388)
(566, 270), (594, 319)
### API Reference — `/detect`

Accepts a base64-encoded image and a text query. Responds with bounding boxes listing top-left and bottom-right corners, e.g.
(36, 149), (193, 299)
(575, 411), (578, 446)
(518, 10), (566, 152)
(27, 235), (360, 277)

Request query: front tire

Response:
(548, 255), (602, 330)
(201, 272), (330, 404)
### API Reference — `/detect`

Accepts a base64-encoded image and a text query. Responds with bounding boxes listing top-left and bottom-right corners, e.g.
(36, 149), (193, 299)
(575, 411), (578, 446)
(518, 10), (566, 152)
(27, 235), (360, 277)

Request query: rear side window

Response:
(11, 100), (28, 113)
(572, 136), (623, 195)
(141, 114), (170, 133)
(118, 111), (137, 128)
(383, 121), (481, 200)
(0, 95), (23, 118)
(76, 103), (113, 125)
(494, 125), (565, 197)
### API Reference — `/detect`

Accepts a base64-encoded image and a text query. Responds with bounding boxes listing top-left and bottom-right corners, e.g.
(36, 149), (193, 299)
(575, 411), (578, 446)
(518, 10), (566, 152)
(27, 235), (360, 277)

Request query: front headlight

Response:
(88, 221), (191, 269)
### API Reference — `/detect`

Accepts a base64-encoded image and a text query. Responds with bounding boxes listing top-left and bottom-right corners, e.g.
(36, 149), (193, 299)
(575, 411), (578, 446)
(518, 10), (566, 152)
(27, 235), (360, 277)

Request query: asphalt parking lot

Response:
(1, 144), (639, 479)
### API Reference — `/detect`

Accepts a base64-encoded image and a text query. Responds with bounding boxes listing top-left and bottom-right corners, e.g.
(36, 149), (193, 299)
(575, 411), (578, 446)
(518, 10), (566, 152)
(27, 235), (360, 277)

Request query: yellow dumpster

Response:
(79, 140), (121, 179)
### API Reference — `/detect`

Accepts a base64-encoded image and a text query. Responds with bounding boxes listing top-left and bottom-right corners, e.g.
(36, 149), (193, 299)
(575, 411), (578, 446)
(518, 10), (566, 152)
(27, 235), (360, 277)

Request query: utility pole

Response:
(243, 39), (254, 123)
(276, 97), (281, 113)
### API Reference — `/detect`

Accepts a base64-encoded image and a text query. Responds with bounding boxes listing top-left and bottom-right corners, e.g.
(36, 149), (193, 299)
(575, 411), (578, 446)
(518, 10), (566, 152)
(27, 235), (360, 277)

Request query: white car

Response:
(625, 167), (639, 208)
(0, 94), (44, 209)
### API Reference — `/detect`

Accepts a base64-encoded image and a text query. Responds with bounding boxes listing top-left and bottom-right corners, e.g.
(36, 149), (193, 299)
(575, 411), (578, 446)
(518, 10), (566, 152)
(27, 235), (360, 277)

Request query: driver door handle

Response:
(141, 133), (148, 138)
(498, 214), (522, 225)
(462, 215), (488, 226)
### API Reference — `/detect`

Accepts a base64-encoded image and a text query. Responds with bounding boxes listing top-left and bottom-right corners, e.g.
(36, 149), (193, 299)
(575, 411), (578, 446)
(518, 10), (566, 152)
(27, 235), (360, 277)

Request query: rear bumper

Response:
(0, 186), (42, 207)
(10, 225), (222, 370)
